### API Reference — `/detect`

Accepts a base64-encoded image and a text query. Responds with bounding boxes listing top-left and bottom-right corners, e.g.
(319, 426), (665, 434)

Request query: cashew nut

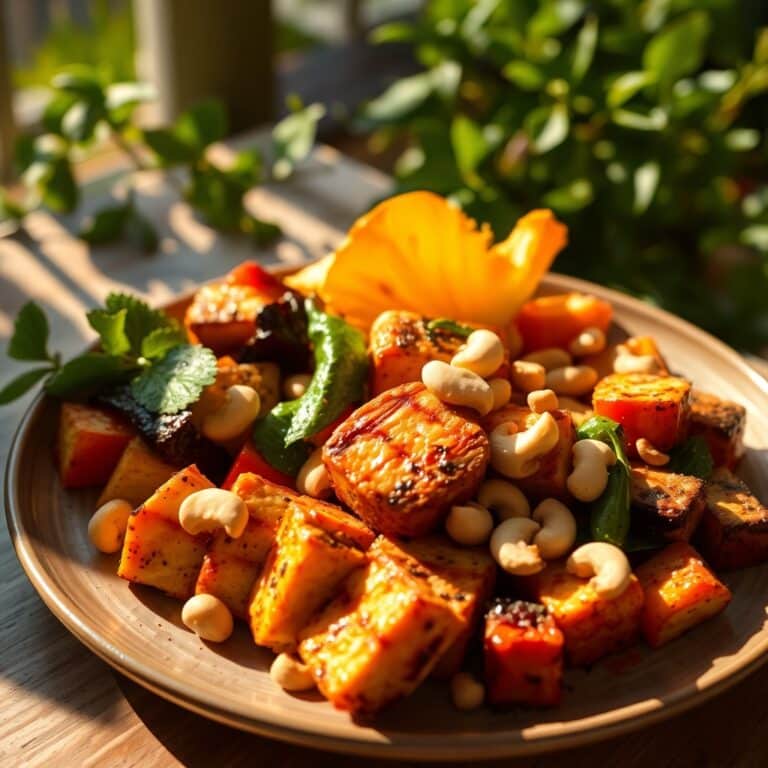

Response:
(445, 503), (494, 546)
(636, 437), (669, 466)
(531, 499), (577, 559)
(488, 377), (512, 411)
(546, 365), (598, 396)
(179, 488), (249, 538)
(477, 478), (530, 520)
(202, 384), (261, 442)
(181, 593), (234, 642)
(270, 652), (316, 691)
(451, 329), (505, 378)
(283, 373), (312, 400)
(450, 672), (485, 711)
(522, 348), (572, 371)
(613, 353), (660, 375)
(569, 326), (606, 357)
(296, 447), (332, 498)
(511, 360), (547, 393)
(489, 517), (544, 575)
(489, 412), (560, 479)
(567, 439), (616, 502)
(566, 542), (631, 600)
(422, 360), (494, 415)
(88, 499), (133, 553)
(527, 388), (559, 414)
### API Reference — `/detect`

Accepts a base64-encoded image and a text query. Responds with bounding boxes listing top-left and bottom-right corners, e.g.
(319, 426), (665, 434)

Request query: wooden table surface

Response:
(2, 146), (768, 768)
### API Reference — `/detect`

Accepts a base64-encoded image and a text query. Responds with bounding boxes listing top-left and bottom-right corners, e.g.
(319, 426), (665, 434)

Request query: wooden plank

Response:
(0, 2), (16, 182)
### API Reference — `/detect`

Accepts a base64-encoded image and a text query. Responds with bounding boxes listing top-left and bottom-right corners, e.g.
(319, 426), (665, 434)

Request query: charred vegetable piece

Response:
(688, 391), (746, 470)
(484, 599), (564, 707)
(58, 402), (134, 488)
(221, 441), (295, 490)
(635, 542), (731, 648)
(227, 261), (285, 298)
(324, 382), (490, 537)
(699, 468), (768, 570)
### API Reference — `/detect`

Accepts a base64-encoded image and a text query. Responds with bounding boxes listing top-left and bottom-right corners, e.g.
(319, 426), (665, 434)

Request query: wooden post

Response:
(0, 3), (16, 182)
(133, 0), (274, 132)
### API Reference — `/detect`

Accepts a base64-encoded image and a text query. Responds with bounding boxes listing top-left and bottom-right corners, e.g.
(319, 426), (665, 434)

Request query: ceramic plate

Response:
(6, 272), (768, 761)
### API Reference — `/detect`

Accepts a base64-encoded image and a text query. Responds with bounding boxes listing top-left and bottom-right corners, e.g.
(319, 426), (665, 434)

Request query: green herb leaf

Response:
(667, 436), (714, 479)
(52, 66), (104, 102)
(252, 400), (311, 476)
(124, 207), (159, 253)
(87, 308), (130, 356)
(130, 344), (217, 414)
(242, 214), (282, 246)
(8, 302), (51, 361)
(425, 318), (474, 341)
(143, 128), (198, 165)
(633, 161), (660, 214)
(607, 71), (655, 108)
(272, 103), (326, 180)
(571, 14), (598, 82)
(503, 61), (545, 90)
(104, 293), (174, 357)
(45, 353), (134, 397)
(529, 103), (569, 154)
(79, 203), (130, 244)
(41, 156), (78, 213)
(0, 367), (53, 405)
(61, 100), (105, 143)
(176, 100), (227, 151)
(451, 114), (488, 185)
(105, 81), (156, 112)
(140, 326), (187, 360)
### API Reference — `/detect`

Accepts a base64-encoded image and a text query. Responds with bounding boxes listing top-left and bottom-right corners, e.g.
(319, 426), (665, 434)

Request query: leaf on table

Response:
(176, 100), (227, 151)
(79, 203), (130, 244)
(8, 302), (51, 362)
(143, 128), (198, 165)
(272, 103), (325, 180)
(124, 207), (159, 253)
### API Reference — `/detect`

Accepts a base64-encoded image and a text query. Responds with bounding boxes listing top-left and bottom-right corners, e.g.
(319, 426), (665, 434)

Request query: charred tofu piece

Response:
(484, 599), (564, 707)
(298, 554), (464, 716)
(248, 498), (374, 651)
(195, 473), (297, 618)
(630, 466), (705, 542)
(635, 542), (731, 648)
(118, 465), (213, 599)
(324, 382), (490, 537)
(483, 406), (575, 501)
(699, 468), (768, 570)
(370, 535), (496, 679)
(593, 373), (691, 455)
(689, 391), (746, 470)
(530, 562), (644, 666)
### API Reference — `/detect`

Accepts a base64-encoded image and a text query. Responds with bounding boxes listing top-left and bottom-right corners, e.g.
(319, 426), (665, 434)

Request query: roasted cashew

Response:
(532, 498), (577, 559)
(296, 448), (332, 498)
(510, 360), (547, 393)
(636, 437), (670, 466)
(566, 542), (631, 599)
(567, 438), (616, 502)
(488, 377), (512, 411)
(422, 360), (494, 415)
(451, 329), (505, 378)
(527, 388), (559, 414)
(489, 412), (560, 479)
(476, 478), (530, 520)
(489, 517), (544, 575)
(445, 502), (494, 546)
(522, 348), (572, 371)
(179, 488), (249, 538)
(569, 326), (606, 356)
(546, 365), (598, 396)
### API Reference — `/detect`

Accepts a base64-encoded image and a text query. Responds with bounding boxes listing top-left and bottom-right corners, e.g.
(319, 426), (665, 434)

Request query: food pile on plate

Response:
(53, 192), (766, 717)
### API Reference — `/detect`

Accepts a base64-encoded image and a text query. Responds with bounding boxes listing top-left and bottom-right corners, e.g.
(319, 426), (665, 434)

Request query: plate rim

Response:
(5, 270), (768, 760)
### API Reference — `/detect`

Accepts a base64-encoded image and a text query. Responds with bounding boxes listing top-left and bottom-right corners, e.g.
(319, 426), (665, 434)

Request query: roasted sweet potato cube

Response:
(635, 542), (731, 648)
(370, 535), (496, 679)
(484, 599), (564, 707)
(97, 437), (178, 508)
(699, 468), (768, 570)
(118, 465), (213, 599)
(195, 473), (297, 618)
(323, 382), (490, 537)
(593, 373), (691, 455)
(630, 466), (705, 542)
(531, 562), (644, 666)
(298, 555), (463, 715)
(689, 391), (746, 470)
(483, 406), (575, 501)
(58, 403), (134, 488)
(248, 498), (374, 651)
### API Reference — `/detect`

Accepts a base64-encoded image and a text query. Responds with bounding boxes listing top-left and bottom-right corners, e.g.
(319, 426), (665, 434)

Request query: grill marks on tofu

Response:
(699, 468), (768, 570)
(630, 466), (705, 542)
(689, 391), (746, 469)
(324, 382), (490, 537)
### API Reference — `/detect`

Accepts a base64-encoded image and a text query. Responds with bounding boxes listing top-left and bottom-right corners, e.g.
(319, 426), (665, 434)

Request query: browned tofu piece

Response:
(483, 406), (575, 501)
(530, 562), (645, 666)
(194, 473), (297, 618)
(370, 535), (496, 678)
(630, 465), (705, 542)
(298, 554), (464, 715)
(699, 468), (768, 570)
(324, 382), (490, 537)
(248, 498), (374, 652)
(635, 542), (731, 648)
(689, 391), (746, 470)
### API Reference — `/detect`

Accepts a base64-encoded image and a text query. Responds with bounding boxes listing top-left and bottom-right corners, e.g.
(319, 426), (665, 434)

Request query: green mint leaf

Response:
(252, 400), (311, 476)
(104, 293), (175, 356)
(130, 344), (217, 414)
(667, 436), (714, 479)
(425, 318), (474, 342)
(87, 308), (131, 356)
(79, 203), (130, 244)
(8, 302), (51, 361)
(0, 367), (53, 405)
(45, 353), (135, 398)
(141, 326), (187, 360)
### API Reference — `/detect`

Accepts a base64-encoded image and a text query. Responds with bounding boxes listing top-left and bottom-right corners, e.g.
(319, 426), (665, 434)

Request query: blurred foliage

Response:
(363, 0), (768, 352)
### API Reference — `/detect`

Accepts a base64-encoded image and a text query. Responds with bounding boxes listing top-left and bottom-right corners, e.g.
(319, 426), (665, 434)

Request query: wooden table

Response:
(2, 147), (767, 768)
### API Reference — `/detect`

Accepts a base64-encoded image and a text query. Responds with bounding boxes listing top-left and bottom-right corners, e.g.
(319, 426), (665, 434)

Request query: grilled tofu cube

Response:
(298, 555), (463, 716)
(195, 473), (297, 618)
(118, 465), (213, 599)
(484, 599), (564, 707)
(97, 437), (178, 508)
(630, 466), (705, 542)
(689, 391), (746, 470)
(530, 562), (644, 666)
(483, 406), (575, 501)
(370, 535), (496, 678)
(593, 373), (691, 455)
(635, 542), (731, 648)
(248, 498), (374, 651)
(58, 403), (134, 488)
(699, 468), (768, 570)
(324, 382), (490, 537)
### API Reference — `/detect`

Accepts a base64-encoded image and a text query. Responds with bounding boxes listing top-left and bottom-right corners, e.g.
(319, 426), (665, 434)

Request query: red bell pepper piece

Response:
(221, 441), (295, 490)
(226, 261), (285, 300)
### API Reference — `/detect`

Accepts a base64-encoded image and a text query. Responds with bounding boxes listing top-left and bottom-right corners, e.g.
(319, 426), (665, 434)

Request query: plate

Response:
(6, 272), (768, 761)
